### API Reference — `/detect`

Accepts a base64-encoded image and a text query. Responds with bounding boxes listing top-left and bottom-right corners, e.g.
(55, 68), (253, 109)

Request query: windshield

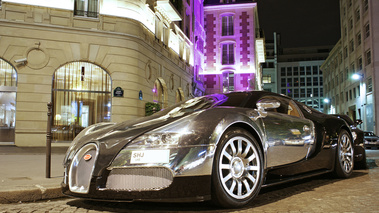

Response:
(154, 93), (250, 118)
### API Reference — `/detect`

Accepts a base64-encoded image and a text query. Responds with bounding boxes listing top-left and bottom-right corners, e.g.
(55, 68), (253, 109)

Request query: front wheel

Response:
(333, 129), (354, 178)
(211, 128), (264, 208)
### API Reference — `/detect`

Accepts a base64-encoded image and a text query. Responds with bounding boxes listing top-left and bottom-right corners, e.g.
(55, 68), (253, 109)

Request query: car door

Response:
(257, 96), (315, 168)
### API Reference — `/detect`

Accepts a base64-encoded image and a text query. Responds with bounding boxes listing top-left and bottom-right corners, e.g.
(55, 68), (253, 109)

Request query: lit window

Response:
(222, 43), (234, 65)
(0, 58), (17, 143)
(222, 15), (233, 36)
(52, 62), (111, 142)
(262, 75), (271, 84)
(74, 0), (98, 18)
(222, 71), (234, 92)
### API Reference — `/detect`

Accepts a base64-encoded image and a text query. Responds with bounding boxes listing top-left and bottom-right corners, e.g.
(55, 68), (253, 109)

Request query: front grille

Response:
(69, 143), (98, 194)
(106, 167), (173, 191)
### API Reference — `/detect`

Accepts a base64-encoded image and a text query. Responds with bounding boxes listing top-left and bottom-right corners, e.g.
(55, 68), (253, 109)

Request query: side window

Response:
(288, 101), (302, 118)
(257, 96), (302, 118)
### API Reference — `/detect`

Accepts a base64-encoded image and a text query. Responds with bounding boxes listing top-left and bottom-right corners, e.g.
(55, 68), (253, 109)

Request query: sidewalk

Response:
(0, 146), (69, 204)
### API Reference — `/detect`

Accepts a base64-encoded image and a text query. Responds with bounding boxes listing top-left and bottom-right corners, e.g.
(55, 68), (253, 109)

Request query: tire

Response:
(211, 128), (264, 208)
(333, 129), (354, 178)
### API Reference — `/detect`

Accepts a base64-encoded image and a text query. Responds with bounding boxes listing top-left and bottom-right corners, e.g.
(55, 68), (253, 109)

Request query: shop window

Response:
(52, 62), (111, 142)
(0, 59), (17, 143)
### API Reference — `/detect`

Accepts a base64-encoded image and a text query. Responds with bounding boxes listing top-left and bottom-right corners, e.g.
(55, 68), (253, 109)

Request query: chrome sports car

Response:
(62, 91), (354, 208)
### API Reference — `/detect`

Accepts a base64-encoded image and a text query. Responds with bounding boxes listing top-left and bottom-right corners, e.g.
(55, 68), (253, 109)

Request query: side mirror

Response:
(256, 99), (281, 110)
(251, 99), (281, 121)
(355, 119), (363, 125)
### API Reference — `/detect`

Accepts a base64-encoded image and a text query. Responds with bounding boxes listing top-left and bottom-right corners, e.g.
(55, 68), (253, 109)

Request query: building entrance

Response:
(52, 62), (112, 142)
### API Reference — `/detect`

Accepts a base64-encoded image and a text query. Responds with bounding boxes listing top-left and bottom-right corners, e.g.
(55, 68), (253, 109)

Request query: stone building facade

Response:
(202, 0), (264, 94)
(0, 0), (202, 146)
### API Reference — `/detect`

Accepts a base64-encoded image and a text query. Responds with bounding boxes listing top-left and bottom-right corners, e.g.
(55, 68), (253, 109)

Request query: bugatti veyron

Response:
(62, 91), (355, 208)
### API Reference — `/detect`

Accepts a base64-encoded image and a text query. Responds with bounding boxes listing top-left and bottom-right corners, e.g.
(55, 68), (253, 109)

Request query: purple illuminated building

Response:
(202, 0), (265, 94)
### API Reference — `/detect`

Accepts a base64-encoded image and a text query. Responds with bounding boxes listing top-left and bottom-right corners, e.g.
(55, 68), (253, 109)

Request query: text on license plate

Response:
(130, 150), (170, 164)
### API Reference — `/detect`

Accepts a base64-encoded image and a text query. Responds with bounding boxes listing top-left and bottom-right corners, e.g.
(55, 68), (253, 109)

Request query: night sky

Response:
(257, 0), (341, 48)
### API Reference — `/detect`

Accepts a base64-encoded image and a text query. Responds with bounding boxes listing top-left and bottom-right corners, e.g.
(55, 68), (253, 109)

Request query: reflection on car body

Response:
(62, 91), (355, 208)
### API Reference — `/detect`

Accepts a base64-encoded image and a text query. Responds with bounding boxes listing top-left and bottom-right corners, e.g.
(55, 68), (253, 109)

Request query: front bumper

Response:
(61, 175), (211, 202)
(62, 142), (215, 202)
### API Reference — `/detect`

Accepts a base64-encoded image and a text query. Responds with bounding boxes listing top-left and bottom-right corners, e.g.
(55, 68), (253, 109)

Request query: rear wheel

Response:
(211, 128), (264, 208)
(333, 129), (354, 178)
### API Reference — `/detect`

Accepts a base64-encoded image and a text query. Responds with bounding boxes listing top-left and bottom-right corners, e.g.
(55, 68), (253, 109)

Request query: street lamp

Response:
(323, 98), (330, 103)
(352, 73), (364, 80)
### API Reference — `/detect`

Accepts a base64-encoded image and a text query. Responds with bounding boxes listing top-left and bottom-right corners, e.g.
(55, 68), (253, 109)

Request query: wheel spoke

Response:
(247, 165), (259, 171)
(246, 173), (256, 183)
(229, 180), (236, 194)
(223, 151), (232, 161)
(238, 139), (243, 155)
(242, 143), (251, 158)
(237, 180), (242, 196)
(247, 153), (256, 163)
(220, 163), (230, 170)
(223, 173), (233, 183)
(243, 179), (252, 194)
(230, 142), (237, 156)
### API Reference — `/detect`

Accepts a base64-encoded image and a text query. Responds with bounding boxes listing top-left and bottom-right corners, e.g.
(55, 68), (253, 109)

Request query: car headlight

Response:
(133, 133), (182, 146)
(351, 132), (357, 141)
(128, 112), (200, 148)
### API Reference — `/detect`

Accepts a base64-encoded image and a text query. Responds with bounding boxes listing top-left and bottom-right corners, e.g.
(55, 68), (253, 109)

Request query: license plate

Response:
(130, 150), (170, 164)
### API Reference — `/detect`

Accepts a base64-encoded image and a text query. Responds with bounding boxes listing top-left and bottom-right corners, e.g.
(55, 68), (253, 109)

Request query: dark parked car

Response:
(62, 91), (355, 208)
(332, 114), (366, 169)
(364, 131), (379, 149)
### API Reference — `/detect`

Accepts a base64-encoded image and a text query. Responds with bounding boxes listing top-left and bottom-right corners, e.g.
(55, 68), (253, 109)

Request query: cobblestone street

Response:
(1, 150), (378, 213)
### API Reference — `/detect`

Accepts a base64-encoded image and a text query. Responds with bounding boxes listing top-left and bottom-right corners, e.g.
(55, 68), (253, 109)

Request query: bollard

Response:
(46, 102), (52, 178)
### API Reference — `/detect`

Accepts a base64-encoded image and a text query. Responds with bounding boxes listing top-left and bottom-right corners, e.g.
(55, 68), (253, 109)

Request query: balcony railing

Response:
(74, 10), (98, 18)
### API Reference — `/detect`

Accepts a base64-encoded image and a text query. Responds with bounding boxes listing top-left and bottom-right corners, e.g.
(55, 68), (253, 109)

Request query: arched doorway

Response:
(0, 58), (17, 143)
(52, 62), (111, 142)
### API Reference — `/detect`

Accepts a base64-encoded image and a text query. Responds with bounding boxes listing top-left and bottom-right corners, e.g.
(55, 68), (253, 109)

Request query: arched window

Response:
(153, 78), (168, 108)
(176, 88), (184, 103)
(52, 62), (111, 142)
(0, 58), (17, 143)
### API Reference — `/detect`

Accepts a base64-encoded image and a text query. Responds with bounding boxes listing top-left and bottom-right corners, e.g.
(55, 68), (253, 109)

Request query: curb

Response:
(0, 186), (67, 204)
